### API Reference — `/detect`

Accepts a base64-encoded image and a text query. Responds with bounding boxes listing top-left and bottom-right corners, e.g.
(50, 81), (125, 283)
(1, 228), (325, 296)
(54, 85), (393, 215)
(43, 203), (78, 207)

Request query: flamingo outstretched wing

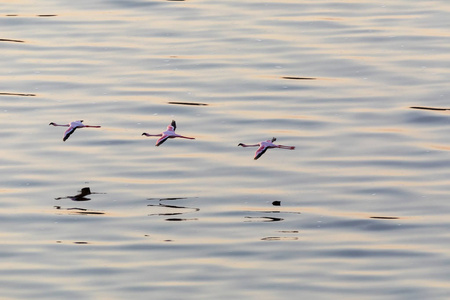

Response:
(254, 144), (269, 160)
(155, 134), (170, 146)
(63, 126), (77, 141)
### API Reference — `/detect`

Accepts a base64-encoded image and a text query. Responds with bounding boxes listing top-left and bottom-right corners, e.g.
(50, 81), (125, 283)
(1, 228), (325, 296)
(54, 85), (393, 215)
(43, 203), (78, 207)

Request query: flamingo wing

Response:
(155, 134), (170, 146)
(254, 144), (269, 160)
(63, 126), (77, 141)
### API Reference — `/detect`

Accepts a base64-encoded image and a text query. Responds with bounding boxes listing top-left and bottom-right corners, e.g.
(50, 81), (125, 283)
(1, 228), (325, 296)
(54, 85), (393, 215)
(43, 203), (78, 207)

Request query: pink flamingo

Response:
(238, 137), (295, 160)
(142, 120), (195, 146)
(49, 120), (101, 141)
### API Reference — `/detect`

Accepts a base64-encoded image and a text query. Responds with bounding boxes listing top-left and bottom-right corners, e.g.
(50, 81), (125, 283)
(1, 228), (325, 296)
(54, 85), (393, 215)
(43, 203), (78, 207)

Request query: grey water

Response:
(1, 0), (450, 299)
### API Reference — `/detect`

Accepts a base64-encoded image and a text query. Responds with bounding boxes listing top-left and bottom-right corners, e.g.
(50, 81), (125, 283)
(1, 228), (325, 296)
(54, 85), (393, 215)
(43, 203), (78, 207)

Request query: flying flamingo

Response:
(49, 120), (101, 141)
(142, 120), (195, 146)
(238, 137), (295, 160)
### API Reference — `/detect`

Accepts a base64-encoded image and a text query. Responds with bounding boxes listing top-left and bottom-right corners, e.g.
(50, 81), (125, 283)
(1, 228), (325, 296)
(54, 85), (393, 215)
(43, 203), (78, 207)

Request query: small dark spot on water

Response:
(6, 14), (18, 17)
(0, 92), (35, 96)
(73, 241), (89, 245)
(272, 201), (281, 206)
(282, 76), (316, 80)
(168, 101), (208, 106)
(167, 0), (185, 2)
(165, 218), (198, 221)
(37, 14), (57, 17)
(277, 230), (299, 233)
(410, 106), (450, 111)
(0, 38), (24, 43)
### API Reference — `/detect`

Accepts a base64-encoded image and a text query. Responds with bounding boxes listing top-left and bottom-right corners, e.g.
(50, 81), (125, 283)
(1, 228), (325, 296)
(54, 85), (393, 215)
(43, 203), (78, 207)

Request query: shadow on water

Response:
(54, 187), (105, 215)
(55, 187), (105, 202)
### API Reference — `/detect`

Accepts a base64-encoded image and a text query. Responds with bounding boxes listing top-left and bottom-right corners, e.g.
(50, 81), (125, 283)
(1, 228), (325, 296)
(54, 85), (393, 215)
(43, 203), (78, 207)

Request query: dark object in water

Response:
(168, 101), (208, 106)
(0, 92), (36, 96)
(370, 216), (400, 220)
(0, 38), (24, 43)
(37, 15), (57, 17)
(272, 201), (281, 206)
(410, 106), (450, 111)
(282, 76), (316, 80)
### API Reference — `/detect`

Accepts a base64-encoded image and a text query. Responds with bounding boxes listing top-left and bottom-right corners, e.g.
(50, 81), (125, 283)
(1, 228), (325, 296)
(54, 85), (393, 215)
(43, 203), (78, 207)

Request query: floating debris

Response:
(244, 216), (284, 222)
(370, 216), (400, 220)
(0, 92), (35, 97)
(37, 14), (57, 17)
(168, 101), (208, 106)
(0, 38), (24, 43)
(282, 76), (316, 80)
(272, 201), (281, 206)
(410, 106), (450, 111)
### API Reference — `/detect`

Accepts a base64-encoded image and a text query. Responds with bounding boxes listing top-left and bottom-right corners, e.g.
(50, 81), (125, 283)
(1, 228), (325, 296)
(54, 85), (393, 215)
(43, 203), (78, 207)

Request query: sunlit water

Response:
(1, 0), (450, 299)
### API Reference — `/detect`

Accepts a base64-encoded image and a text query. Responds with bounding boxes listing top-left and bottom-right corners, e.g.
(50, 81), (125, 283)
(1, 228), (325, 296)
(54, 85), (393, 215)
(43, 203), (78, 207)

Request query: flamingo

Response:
(142, 120), (195, 146)
(49, 120), (101, 141)
(238, 137), (295, 160)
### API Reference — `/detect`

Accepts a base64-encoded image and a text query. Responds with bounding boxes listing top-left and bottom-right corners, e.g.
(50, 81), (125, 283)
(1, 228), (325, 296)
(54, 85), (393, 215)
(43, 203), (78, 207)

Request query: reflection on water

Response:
(54, 206), (105, 215)
(147, 197), (199, 220)
(244, 216), (284, 222)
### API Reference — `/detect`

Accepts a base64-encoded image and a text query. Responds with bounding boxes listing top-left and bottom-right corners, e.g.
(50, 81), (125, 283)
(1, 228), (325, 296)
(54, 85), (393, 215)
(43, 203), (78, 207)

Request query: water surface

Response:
(1, 0), (450, 299)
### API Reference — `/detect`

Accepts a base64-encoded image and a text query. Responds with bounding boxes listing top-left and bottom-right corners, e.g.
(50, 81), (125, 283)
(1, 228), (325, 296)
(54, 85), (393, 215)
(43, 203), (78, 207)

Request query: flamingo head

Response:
(49, 122), (56, 126)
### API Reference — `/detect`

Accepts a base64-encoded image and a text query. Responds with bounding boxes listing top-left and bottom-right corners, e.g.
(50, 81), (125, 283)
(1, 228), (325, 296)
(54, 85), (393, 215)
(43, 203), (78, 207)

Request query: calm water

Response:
(1, 0), (450, 299)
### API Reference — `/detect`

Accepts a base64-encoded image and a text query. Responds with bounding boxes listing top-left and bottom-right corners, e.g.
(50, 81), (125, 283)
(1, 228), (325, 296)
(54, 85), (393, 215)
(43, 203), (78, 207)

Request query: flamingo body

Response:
(238, 137), (295, 160)
(142, 120), (195, 146)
